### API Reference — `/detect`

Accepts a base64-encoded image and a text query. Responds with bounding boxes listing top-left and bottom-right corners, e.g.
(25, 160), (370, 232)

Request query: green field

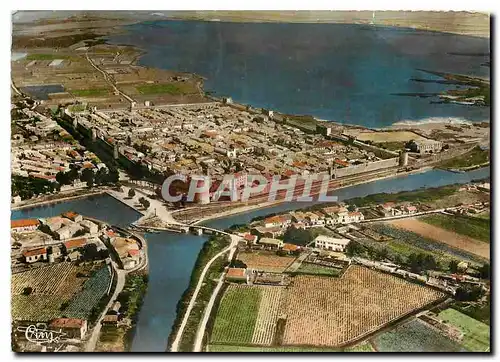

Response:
(208, 342), (373, 352)
(439, 146), (489, 170)
(71, 88), (110, 97)
(372, 319), (465, 352)
(421, 214), (490, 243)
(374, 141), (407, 151)
(210, 285), (261, 345)
(136, 83), (194, 95)
(438, 308), (490, 352)
(208, 344), (356, 352)
(474, 211), (490, 220)
(452, 301), (490, 326)
(295, 263), (342, 277)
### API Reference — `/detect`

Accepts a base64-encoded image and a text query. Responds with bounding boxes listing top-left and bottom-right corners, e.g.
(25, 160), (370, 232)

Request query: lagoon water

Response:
(11, 167), (489, 351)
(108, 21), (490, 128)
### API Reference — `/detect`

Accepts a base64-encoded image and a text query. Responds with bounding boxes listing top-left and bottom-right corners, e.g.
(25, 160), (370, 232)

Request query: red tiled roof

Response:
(11, 219), (40, 229)
(283, 243), (300, 252)
(62, 211), (79, 220)
(227, 268), (246, 278)
(128, 249), (140, 257)
(64, 238), (87, 250)
(244, 234), (257, 242)
(334, 158), (350, 167)
(32, 174), (56, 181)
(23, 248), (47, 257)
(49, 318), (86, 329)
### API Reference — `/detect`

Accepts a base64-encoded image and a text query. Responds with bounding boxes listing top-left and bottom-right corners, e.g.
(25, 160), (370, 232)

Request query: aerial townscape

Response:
(10, 10), (490, 353)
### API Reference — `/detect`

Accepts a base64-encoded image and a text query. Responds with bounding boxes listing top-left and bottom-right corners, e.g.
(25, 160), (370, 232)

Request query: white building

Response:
(314, 235), (350, 252)
(11, 219), (40, 233)
(80, 220), (98, 235)
(23, 247), (48, 263)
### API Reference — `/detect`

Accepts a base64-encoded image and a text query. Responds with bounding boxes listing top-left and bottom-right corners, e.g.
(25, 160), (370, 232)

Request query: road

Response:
(193, 272), (225, 352)
(84, 264), (125, 352)
(85, 51), (136, 105)
(170, 234), (239, 352)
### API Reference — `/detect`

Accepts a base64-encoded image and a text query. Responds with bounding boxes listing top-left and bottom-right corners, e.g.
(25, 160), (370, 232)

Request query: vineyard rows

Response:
(251, 286), (285, 345)
(210, 284), (261, 345)
(370, 223), (483, 263)
(238, 252), (296, 273)
(282, 266), (445, 347)
(11, 263), (92, 297)
(63, 266), (112, 319)
(11, 295), (67, 322)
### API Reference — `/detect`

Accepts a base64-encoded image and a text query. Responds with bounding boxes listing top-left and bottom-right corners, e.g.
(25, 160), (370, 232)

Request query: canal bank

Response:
(11, 166), (490, 352)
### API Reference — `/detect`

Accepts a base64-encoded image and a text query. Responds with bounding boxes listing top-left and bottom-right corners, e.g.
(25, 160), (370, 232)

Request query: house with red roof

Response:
(11, 219), (40, 233)
(23, 247), (47, 263)
(49, 318), (88, 339)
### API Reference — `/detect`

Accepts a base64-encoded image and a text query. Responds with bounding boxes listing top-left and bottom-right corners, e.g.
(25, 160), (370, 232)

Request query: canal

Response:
(11, 167), (489, 351)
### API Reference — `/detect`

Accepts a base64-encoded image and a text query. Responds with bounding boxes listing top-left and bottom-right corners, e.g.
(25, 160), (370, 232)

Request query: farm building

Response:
(378, 202), (396, 217)
(67, 250), (82, 262)
(226, 268), (249, 283)
(243, 233), (258, 244)
(49, 318), (88, 339)
(314, 235), (350, 252)
(111, 301), (121, 313)
(252, 226), (283, 238)
(258, 238), (283, 249)
(11, 219), (40, 233)
(47, 245), (62, 262)
(102, 314), (119, 325)
(23, 247), (47, 263)
(282, 243), (301, 254)
(63, 238), (87, 253)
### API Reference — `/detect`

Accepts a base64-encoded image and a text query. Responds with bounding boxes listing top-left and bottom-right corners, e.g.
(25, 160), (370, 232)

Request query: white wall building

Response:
(314, 235), (350, 252)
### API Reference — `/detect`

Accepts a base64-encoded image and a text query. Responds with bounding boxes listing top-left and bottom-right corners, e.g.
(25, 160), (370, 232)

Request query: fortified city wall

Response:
(334, 157), (399, 178)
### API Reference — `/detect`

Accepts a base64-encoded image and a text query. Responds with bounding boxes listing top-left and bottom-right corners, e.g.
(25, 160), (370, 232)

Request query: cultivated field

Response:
(210, 285), (262, 345)
(11, 262), (111, 321)
(438, 308), (490, 352)
(252, 286), (285, 345)
(238, 252), (296, 273)
(281, 266), (445, 347)
(421, 214), (490, 243)
(210, 284), (286, 346)
(11, 262), (94, 298)
(372, 319), (465, 352)
(390, 218), (490, 260)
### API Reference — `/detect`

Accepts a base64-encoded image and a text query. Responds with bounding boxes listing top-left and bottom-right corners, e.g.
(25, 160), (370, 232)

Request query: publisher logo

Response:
(17, 324), (68, 345)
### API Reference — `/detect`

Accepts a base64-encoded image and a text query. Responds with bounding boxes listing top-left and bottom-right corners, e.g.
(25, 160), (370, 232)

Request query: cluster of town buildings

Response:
(11, 212), (143, 271)
(11, 105), (106, 203)
(71, 103), (391, 187)
(249, 205), (365, 239)
(11, 212), (104, 267)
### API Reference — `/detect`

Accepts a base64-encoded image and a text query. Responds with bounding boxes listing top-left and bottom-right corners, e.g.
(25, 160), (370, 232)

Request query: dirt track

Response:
(390, 218), (489, 260)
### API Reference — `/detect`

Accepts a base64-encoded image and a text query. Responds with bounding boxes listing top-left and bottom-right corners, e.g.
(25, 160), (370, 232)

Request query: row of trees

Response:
(80, 167), (119, 188)
(12, 175), (58, 200)
(56, 165), (119, 188)
(345, 240), (490, 278)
